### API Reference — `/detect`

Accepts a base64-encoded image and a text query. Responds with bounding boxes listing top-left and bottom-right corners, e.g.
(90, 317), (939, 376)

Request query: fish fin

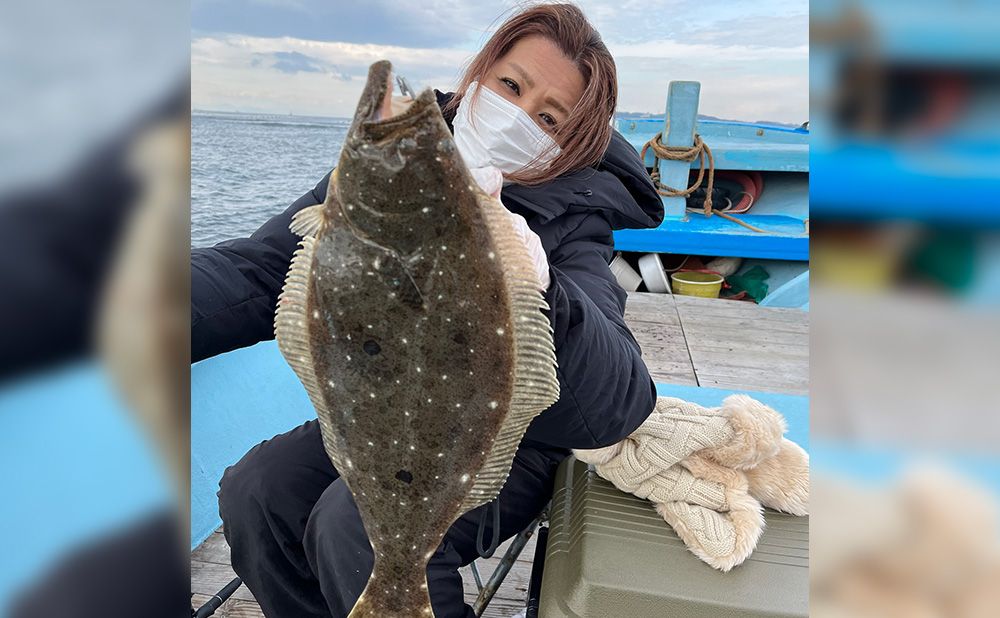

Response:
(274, 237), (334, 443)
(460, 198), (561, 515)
(290, 204), (327, 237)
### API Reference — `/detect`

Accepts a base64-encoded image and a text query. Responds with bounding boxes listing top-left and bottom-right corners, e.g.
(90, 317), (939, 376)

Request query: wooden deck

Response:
(191, 292), (808, 617)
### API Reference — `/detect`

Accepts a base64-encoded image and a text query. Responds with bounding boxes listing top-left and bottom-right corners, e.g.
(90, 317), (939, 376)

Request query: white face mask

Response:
(453, 81), (562, 175)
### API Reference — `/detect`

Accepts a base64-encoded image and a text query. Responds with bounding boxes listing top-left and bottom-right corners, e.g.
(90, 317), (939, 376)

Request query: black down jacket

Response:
(191, 91), (664, 452)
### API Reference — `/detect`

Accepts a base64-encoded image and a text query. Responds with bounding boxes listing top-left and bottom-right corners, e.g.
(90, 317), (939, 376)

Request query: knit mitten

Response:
(656, 455), (765, 572)
(575, 395), (786, 475)
(574, 394), (808, 571)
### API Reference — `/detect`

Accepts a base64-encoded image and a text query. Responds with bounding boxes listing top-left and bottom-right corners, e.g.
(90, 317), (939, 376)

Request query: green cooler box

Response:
(538, 456), (808, 617)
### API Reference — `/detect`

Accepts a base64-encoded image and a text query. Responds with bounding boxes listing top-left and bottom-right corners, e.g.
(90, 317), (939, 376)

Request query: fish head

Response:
(335, 60), (476, 255)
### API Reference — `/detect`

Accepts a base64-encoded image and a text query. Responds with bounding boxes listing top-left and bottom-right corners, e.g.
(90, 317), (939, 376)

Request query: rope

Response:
(641, 131), (764, 233)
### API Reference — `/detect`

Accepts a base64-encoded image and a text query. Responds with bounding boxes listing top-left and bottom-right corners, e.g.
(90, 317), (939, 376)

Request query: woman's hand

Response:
(468, 165), (550, 292)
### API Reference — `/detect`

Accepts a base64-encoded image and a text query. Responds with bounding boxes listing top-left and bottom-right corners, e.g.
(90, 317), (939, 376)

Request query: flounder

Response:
(274, 60), (560, 616)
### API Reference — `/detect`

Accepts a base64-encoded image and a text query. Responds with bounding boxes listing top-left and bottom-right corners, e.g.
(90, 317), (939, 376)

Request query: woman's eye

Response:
(539, 113), (556, 127)
(500, 77), (520, 95)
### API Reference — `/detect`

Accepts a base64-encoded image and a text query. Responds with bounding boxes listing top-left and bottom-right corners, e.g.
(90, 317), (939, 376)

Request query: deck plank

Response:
(667, 293), (809, 395)
(623, 293), (698, 386)
(192, 528), (537, 616)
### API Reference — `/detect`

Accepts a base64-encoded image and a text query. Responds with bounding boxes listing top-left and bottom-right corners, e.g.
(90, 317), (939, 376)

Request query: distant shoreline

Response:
(192, 108), (802, 128)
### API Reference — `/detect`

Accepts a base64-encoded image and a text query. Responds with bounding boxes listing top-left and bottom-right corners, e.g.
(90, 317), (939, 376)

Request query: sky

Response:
(191, 0), (807, 124)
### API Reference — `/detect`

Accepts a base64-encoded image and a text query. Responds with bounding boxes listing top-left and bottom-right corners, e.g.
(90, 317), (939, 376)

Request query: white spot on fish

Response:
(440, 245), (447, 251)
(347, 205), (354, 210)
(461, 474), (470, 483)
(455, 403), (461, 408)
(367, 440), (373, 446)
(488, 252), (495, 260)
(409, 445), (416, 451)
(437, 452), (444, 457)
(369, 393), (375, 399)
(421, 207), (430, 213)
(489, 401), (498, 409)
(404, 410), (410, 416)
(328, 380), (336, 388)
(415, 366), (421, 373)
(459, 253), (465, 259)
(346, 354), (352, 361)
(441, 374), (447, 380)
(497, 328), (505, 335)
(346, 459), (353, 468)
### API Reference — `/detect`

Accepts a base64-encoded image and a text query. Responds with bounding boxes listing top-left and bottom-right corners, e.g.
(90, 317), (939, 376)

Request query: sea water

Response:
(191, 111), (349, 247)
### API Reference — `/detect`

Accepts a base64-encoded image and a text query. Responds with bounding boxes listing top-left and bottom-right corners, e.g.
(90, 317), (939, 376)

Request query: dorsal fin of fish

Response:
(290, 170), (337, 237)
(274, 235), (345, 471)
(459, 195), (561, 515)
(290, 204), (327, 237)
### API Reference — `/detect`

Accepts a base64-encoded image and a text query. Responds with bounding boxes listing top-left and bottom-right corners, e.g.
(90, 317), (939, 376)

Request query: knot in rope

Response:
(641, 131), (716, 214)
(641, 131), (767, 233)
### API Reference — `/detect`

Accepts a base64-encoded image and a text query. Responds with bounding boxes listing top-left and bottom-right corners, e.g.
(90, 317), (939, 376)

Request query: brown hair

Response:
(444, 3), (617, 186)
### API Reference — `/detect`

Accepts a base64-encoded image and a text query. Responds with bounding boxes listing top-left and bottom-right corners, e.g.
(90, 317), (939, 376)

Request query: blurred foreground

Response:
(812, 1), (1000, 616)
(0, 1), (189, 616)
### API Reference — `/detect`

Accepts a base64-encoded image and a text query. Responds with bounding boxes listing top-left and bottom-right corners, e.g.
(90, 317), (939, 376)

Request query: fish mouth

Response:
(356, 60), (434, 131)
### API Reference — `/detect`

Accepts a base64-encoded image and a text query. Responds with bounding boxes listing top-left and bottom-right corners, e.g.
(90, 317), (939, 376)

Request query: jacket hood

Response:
(435, 90), (663, 231)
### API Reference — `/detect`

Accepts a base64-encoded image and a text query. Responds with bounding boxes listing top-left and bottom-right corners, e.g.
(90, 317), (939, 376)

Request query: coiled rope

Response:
(641, 131), (766, 233)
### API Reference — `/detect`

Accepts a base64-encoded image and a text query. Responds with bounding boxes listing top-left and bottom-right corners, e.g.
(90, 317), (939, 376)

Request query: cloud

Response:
(268, 51), (325, 73)
(192, 0), (504, 48)
(191, 0), (808, 123)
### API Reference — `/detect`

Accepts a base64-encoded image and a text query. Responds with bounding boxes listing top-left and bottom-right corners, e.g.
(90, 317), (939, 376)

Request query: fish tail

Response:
(348, 570), (434, 617)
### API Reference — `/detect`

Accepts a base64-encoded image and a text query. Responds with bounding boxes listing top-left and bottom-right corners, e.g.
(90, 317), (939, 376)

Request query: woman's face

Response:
(487, 35), (585, 140)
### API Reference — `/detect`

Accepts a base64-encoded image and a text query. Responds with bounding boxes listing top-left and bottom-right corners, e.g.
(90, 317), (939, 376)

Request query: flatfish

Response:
(274, 60), (560, 617)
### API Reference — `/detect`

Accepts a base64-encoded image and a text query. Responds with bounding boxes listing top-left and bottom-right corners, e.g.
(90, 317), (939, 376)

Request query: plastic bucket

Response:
(610, 254), (642, 292)
(671, 271), (724, 298)
(637, 253), (670, 293)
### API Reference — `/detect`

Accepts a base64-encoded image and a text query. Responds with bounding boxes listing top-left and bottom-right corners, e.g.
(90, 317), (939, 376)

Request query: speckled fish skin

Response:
(274, 60), (560, 617)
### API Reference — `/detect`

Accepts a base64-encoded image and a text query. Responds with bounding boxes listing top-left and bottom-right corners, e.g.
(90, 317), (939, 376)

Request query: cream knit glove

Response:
(574, 395), (809, 571)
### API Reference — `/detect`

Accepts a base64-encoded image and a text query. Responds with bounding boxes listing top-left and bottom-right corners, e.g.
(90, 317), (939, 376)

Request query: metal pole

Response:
(524, 525), (549, 618)
(472, 509), (547, 617)
(193, 576), (242, 618)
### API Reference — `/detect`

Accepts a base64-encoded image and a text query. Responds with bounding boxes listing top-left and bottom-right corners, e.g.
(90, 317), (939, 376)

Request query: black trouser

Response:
(217, 419), (564, 617)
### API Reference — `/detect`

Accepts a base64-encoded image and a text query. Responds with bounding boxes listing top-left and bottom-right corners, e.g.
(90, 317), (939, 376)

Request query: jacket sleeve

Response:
(191, 172), (331, 362)
(525, 215), (657, 449)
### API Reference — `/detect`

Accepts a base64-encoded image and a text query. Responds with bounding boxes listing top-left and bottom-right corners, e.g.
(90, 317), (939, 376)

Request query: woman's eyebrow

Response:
(545, 96), (569, 116)
(508, 62), (535, 89)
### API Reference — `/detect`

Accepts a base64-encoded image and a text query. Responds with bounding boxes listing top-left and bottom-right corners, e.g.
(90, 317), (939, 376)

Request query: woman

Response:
(192, 4), (663, 616)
